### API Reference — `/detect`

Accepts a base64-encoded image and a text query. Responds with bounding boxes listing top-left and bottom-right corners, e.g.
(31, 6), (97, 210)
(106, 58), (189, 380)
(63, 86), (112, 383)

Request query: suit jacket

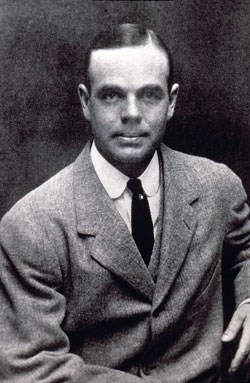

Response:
(0, 141), (250, 383)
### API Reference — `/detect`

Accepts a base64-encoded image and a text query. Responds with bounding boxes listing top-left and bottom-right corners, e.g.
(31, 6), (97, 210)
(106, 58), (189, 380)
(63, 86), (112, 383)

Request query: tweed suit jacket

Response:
(0, 141), (250, 383)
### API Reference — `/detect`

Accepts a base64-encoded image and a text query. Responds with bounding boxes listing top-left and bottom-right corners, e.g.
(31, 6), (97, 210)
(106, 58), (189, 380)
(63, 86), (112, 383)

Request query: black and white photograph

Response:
(0, 1), (250, 382)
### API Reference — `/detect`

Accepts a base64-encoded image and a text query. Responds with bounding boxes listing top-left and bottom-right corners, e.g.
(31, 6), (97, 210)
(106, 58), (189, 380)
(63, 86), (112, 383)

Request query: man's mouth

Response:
(119, 136), (142, 142)
(116, 133), (147, 143)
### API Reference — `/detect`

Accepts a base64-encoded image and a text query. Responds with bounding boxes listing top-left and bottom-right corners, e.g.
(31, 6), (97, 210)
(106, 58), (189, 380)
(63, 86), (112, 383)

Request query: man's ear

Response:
(78, 84), (91, 121)
(167, 83), (179, 121)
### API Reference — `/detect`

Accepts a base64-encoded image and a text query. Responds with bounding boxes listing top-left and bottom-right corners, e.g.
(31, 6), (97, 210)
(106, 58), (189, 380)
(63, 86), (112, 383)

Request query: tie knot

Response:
(127, 178), (144, 195)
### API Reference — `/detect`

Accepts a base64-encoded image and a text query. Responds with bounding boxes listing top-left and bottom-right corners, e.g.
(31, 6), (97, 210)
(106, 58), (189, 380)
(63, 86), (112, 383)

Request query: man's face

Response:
(79, 43), (178, 175)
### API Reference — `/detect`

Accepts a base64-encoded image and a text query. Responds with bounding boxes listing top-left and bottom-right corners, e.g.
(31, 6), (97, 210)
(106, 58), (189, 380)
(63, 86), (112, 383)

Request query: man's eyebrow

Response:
(95, 85), (124, 96)
(139, 84), (164, 92)
(137, 84), (165, 97)
(95, 84), (166, 98)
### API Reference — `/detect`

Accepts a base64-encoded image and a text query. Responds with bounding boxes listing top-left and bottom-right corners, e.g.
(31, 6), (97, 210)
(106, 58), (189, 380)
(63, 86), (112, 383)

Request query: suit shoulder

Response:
(1, 161), (75, 225)
(161, 145), (245, 194)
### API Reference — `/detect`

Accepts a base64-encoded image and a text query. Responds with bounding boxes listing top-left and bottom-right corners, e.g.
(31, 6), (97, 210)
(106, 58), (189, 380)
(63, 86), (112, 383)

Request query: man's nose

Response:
(121, 95), (142, 124)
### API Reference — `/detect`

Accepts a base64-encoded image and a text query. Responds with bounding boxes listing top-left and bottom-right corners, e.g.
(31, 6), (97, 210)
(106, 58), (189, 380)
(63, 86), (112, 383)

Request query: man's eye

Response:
(101, 91), (123, 103)
(144, 90), (155, 99)
(139, 88), (164, 103)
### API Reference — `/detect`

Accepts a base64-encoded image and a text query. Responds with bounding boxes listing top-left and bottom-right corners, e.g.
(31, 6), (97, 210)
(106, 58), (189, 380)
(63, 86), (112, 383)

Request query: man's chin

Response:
(113, 150), (153, 164)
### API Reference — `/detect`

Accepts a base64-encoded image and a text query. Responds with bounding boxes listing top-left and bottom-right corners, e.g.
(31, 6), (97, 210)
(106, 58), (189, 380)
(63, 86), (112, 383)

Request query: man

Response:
(0, 24), (249, 383)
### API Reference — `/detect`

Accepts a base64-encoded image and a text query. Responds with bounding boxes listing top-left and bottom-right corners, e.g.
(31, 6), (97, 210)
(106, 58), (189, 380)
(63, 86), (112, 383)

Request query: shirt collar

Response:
(91, 141), (160, 199)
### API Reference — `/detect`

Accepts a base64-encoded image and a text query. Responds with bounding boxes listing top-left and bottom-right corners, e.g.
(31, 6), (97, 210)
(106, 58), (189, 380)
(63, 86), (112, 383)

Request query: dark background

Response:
(1, 0), (250, 218)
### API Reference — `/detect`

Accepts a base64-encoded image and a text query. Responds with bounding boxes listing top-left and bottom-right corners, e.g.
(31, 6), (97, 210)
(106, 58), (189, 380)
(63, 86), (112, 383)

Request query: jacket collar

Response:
(152, 145), (199, 310)
(73, 141), (155, 300)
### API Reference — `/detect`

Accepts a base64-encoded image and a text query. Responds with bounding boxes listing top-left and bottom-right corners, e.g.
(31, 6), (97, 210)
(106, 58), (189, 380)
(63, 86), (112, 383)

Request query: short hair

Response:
(83, 23), (174, 93)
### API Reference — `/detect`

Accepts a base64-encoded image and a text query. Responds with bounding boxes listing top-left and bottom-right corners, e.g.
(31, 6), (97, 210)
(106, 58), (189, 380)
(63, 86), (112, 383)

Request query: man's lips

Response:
(116, 135), (146, 143)
(114, 132), (148, 138)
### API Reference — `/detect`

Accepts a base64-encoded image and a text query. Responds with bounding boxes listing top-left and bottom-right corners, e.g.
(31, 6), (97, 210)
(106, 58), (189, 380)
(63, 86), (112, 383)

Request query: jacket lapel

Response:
(152, 146), (199, 311)
(73, 142), (155, 302)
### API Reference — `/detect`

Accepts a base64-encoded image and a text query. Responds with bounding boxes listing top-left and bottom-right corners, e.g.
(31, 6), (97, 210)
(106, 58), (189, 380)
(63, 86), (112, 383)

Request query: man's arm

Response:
(221, 170), (250, 374)
(0, 204), (147, 383)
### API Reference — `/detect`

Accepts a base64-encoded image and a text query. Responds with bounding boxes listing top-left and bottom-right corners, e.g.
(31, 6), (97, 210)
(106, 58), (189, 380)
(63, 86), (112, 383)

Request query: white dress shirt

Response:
(91, 141), (160, 238)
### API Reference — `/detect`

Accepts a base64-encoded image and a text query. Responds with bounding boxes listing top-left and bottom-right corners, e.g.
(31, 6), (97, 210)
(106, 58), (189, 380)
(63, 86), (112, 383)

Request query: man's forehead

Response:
(88, 44), (169, 84)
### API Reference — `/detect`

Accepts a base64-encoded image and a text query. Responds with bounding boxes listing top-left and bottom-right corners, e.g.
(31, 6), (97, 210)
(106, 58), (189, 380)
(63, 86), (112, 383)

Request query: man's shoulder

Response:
(160, 144), (244, 192)
(161, 143), (222, 169)
(1, 143), (92, 225)
(1, 162), (74, 225)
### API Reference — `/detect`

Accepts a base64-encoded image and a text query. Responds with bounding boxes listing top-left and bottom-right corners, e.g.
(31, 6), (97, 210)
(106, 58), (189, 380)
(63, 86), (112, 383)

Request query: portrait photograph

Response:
(0, 1), (250, 382)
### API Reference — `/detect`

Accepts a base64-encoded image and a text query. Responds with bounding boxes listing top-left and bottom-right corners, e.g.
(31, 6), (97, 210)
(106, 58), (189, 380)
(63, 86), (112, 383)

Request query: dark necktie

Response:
(127, 178), (154, 266)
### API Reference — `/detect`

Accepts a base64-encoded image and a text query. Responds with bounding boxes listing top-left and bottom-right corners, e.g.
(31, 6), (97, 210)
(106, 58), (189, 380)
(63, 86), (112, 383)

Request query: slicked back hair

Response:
(83, 24), (174, 93)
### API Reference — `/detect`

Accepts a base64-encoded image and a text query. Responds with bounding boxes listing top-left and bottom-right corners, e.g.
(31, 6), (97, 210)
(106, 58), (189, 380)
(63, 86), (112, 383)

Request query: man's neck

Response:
(108, 159), (153, 179)
(94, 145), (155, 179)
(90, 141), (160, 201)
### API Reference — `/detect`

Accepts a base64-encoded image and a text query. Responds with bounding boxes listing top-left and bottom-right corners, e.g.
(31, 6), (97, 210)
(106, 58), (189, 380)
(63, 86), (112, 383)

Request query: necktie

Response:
(127, 178), (154, 266)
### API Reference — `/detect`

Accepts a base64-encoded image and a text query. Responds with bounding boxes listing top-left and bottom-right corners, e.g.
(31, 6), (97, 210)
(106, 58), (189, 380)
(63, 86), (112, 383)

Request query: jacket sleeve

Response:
(0, 202), (147, 383)
(223, 167), (250, 308)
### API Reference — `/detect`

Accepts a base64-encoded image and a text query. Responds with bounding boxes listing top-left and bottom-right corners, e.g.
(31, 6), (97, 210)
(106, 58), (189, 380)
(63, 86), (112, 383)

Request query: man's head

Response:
(79, 24), (179, 177)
